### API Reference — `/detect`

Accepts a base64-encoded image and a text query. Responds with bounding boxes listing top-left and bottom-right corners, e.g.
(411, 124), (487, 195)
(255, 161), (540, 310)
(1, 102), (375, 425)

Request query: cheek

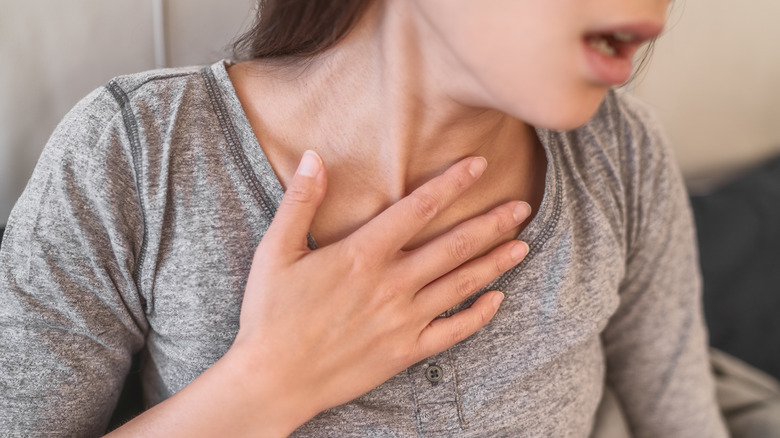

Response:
(419, 1), (608, 129)
(472, 42), (610, 130)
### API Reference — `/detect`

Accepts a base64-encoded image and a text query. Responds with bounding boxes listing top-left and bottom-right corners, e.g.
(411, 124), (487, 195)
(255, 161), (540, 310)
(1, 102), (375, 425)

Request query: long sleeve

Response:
(601, 97), (728, 437)
(0, 87), (148, 436)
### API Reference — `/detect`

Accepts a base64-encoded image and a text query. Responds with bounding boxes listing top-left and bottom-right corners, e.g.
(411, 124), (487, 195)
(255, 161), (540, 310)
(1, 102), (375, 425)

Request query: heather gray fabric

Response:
(0, 61), (728, 437)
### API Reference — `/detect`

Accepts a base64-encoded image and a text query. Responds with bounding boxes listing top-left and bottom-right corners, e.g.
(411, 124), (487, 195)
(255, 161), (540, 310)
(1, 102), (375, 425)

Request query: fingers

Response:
(413, 239), (528, 319)
(415, 290), (505, 359)
(350, 156), (487, 255)
(401, 201), (531, 287)
(262, 150), (327, 255)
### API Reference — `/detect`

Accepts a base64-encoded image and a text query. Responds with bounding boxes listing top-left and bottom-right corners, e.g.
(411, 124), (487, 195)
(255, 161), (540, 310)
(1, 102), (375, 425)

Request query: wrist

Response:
(220, 341), (320, 436)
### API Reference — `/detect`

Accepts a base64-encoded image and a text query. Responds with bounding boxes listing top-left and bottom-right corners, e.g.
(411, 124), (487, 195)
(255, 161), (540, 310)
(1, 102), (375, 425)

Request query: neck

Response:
(228, 1), (545, 247)
(229, 1), (536, 199)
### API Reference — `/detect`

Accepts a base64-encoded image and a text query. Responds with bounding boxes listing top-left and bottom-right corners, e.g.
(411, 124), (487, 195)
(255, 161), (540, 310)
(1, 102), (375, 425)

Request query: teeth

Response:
(588, 37), (616, 57)
(612, 32), (636, 43)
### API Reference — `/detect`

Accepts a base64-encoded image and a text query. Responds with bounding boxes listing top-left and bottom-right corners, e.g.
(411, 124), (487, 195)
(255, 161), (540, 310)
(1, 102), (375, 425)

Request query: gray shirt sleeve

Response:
(0, 87), (148, 436)
(600, 95), (728, 437)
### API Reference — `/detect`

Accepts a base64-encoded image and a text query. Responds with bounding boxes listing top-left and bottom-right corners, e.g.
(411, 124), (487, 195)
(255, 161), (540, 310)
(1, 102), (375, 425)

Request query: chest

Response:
(307, 148), (548, 261)
(138, 160), (626, 426)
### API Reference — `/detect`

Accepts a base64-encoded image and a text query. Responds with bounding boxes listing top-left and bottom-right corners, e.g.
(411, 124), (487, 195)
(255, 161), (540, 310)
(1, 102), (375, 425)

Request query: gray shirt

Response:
(0, 61), (727, 437)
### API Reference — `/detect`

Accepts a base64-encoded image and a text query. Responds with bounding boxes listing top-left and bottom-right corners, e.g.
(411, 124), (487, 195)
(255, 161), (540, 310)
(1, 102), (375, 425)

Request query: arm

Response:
(0, 88), (147, 435)
(600, 103), (728, 437)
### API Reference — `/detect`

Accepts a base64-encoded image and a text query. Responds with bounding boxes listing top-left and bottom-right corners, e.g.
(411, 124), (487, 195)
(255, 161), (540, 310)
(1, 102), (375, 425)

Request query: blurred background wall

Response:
(1, 0), (780, 223)
(631, 0), (780, 193)
(0, 0), (254, 224)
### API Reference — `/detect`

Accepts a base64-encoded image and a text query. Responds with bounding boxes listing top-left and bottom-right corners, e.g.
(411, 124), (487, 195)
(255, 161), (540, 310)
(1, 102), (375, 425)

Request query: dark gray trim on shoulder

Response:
(105, 80), (150, 297)
(116, 71), (198, 96)
(200, 67), (279, 223)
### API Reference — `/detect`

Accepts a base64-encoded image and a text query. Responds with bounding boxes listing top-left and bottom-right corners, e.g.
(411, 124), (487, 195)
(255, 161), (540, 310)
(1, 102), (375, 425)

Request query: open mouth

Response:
(581, 22), (663, 84)
(584, 32), (640, 58)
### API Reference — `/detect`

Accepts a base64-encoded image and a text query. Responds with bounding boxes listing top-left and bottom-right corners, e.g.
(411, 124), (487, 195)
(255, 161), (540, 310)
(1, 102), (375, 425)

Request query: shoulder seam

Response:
(114, 71), (201, 97)
(104, 80), (150, 312)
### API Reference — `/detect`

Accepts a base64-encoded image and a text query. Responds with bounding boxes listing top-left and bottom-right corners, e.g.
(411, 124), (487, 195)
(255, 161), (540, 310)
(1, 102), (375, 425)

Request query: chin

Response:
(521, 104), (604, 132)
(506, 91), (607, 132)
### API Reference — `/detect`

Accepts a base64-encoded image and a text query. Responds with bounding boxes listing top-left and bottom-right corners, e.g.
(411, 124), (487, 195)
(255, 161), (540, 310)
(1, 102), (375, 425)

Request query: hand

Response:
(230, 150), (531, 434)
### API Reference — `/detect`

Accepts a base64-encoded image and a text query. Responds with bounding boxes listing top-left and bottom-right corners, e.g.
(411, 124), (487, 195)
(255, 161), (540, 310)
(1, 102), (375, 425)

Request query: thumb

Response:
(263, 150), (327, 253)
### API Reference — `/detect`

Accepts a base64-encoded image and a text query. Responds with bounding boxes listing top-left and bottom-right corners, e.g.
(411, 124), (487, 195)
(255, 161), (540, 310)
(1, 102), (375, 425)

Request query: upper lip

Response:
(585, 21), (665, 46)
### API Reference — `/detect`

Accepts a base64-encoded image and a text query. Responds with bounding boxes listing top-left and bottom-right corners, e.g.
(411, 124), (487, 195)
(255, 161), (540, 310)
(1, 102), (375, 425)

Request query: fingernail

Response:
(511, 241), (529, 261)
(468, 157), (488, 178)
(513, 202), (532, 223)
(493, 292), (505, 308)
(296, 150), (321, 178)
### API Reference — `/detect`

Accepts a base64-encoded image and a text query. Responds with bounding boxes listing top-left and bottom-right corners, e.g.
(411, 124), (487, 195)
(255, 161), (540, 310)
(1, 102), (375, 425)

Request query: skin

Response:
(109, 0), (671, 436)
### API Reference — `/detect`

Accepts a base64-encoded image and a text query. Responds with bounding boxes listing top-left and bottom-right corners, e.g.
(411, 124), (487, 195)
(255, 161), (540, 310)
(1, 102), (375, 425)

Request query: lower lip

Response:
(583, 41), (635, 85)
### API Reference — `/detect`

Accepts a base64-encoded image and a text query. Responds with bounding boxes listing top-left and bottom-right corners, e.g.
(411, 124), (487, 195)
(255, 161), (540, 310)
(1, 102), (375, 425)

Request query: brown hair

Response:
(232, 0), (374, 61)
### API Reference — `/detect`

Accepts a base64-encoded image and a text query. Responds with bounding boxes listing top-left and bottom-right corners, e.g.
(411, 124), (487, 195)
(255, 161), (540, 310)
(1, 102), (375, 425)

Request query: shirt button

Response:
(425, 364), (443, 383)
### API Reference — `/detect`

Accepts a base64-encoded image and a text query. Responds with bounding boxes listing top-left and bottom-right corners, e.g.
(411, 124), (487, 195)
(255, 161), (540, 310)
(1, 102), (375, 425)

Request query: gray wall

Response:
(2, 0), (780, 222)
(0, 0), (254, 223)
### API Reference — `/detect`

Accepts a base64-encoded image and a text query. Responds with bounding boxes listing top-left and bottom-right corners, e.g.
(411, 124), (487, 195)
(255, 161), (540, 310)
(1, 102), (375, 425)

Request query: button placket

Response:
(409, 353), (465, 434)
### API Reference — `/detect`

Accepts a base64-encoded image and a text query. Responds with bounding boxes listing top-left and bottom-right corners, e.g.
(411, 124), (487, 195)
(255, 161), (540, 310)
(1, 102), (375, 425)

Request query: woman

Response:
(0, 0), (728, 436)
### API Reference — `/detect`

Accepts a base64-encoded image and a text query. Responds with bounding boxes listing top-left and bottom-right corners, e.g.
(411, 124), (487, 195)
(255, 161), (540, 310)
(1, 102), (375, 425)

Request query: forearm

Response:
(107, 347), (313, 438)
